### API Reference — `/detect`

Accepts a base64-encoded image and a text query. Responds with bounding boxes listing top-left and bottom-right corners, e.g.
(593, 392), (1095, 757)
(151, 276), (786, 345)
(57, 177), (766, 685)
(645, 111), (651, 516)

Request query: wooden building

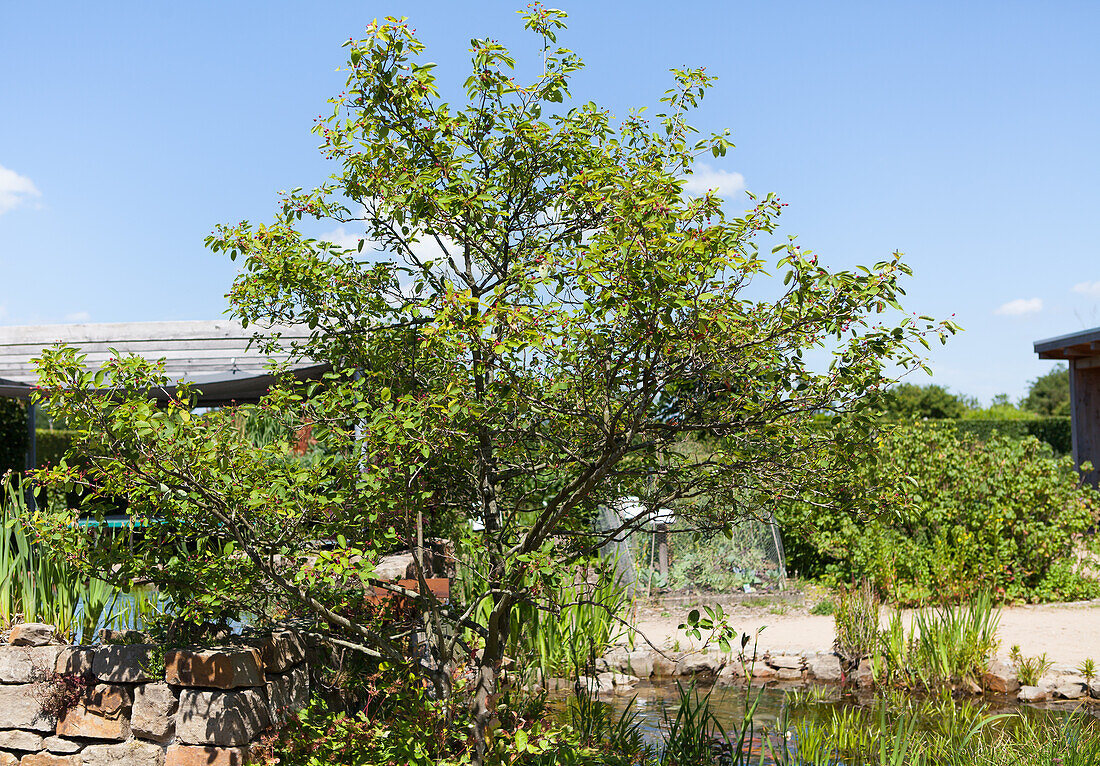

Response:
(0, 320), (325, 469)
(1034, 327), (1100, 482)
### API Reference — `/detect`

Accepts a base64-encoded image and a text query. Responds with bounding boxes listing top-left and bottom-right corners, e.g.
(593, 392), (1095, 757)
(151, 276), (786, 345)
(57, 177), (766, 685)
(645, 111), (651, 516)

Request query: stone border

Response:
(578, 646), (1100, 703)
(0, 624), (309, 765)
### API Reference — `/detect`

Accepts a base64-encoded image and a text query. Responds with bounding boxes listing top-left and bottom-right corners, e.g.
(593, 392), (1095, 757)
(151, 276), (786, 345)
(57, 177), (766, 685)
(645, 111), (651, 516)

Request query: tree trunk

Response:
(471, 593), (510, 765)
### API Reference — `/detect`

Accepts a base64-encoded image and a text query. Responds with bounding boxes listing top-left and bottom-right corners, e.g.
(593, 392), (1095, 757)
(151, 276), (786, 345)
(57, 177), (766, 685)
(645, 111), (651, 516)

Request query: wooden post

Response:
(1070, 359), (1100, 486)
(656, 523), (669, 579)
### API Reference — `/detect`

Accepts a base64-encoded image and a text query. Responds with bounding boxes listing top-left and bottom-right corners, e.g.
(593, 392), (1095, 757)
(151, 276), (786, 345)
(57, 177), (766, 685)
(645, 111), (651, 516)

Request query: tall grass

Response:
(768, 691), (1100, 766)
(515, 571), (631, 678)
(874, 592), (1000, 689)
(0, 475), (159, 641)
(455, 554), (631, 679)
(832, 581), (879, 672)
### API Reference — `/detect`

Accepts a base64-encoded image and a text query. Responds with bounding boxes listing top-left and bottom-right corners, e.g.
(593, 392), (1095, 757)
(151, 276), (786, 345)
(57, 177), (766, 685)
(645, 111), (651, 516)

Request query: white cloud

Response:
(681, 163), (746, 197)
(64, 311), (90, 322)
(318, 226), (372, 253)
(994, 297), (1043, 316)
(0, 164), (40, 215)
(1072, 281), (1100, 296)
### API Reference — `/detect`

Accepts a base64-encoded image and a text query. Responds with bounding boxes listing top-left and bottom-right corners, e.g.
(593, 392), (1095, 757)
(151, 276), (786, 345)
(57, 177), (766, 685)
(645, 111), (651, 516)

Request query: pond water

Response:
(548, 680), (1097, 763)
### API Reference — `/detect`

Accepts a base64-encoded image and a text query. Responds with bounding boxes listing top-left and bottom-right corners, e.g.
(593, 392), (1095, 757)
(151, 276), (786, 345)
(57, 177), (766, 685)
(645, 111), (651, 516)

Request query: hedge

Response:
(0, 400), (76, 474)
(0, 399), (27, 475)
(778, 423), (1099, 604)
(35, 430), (77, 468)
(938, 417), (1072, 456)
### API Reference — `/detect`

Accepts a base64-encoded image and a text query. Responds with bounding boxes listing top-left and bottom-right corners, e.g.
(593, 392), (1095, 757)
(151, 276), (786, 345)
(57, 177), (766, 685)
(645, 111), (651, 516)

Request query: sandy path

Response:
(631, 599), (1100, 669)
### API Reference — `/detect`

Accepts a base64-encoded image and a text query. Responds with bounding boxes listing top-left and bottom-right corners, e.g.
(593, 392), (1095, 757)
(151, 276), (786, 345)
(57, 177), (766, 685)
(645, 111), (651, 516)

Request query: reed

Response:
(0, 475), (157, 641)
(873, 591), (1000, 690)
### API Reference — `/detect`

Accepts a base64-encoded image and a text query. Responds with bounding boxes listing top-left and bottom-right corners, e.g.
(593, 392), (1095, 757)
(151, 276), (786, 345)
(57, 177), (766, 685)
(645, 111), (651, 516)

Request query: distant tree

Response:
(880, 383), (974, 420)
(1022, 365), (1070, 416)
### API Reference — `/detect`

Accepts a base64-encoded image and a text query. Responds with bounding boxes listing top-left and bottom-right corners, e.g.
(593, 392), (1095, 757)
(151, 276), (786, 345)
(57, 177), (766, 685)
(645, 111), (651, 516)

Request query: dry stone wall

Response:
(0, 624), (309, 766)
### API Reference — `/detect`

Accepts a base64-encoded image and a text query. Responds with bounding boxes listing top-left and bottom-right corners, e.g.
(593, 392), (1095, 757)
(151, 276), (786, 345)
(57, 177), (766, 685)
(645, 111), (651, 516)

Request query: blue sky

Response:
(2, 1), (1098, 403)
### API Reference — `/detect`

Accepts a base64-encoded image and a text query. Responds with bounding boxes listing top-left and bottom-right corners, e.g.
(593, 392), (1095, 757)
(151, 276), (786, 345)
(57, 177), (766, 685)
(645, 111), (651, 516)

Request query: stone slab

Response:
(747, 663), (776, 681)
(265, 663), (308, 724)
(92, 645), (156, 683)
(1018, 685), (1047, 702)
(165, 647), (263, 689)
(87, 684), (132, 717)
(766, 655), (803, 670)
(253, 630), (306, 673)
(0, 685), (56, 732)
(17, 755), (78, 766)
(132, 682), (178, 743)
(165, 745), (247, 766)
(675, 654), (722, 676)
(41, 737), (82, 755)
(1052, 676), (1087, 700)
(807, 654), (842, 683)
(56, 703), (131, 741)
(0, 729), (43, 751)
(651, 653), (678, 677)
(54, 648), (93, 677)
(0, 647), (65, 683)
(175, 688), (269, 746)
(981, 660), (1020, 694)
(9, 624), (57, 647)
(81, 741), (166, 766)
(97, 630), (148, 645)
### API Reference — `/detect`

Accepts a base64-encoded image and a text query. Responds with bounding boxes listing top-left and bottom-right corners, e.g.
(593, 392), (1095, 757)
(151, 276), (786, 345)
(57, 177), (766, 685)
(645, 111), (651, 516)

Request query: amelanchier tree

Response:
(32, 6), (955, 759)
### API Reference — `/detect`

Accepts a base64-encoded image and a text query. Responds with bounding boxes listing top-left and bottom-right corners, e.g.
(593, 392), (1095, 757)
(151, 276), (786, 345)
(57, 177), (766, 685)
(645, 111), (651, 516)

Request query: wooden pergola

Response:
(0, 320), (326, 469)
(1034, 326), (1100, 483)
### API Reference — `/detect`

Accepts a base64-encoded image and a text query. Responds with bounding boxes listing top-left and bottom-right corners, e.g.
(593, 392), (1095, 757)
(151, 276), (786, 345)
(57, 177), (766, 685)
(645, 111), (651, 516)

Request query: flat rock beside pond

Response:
(9, 623), (57, 646)
(981, 660), (1019, 693)
(1017, 685), (1047, 702)
(1050, 675), (1088, 699)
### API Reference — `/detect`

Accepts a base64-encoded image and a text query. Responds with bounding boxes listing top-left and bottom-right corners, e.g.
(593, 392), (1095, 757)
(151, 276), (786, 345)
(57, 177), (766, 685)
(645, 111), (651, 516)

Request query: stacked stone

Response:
(593, 645), (845, 689)
(0, 626), (309, 766)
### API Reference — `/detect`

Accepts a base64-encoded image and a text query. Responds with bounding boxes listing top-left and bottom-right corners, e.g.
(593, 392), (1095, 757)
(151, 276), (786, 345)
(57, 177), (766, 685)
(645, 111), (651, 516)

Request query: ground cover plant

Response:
(29, 7), (954, 763)
(780, 423), (1100, 604)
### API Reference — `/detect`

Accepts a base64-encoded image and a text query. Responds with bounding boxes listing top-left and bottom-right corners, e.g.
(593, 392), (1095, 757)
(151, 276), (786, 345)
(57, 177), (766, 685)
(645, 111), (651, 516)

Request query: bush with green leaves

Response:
(780, 423), (1099, 604)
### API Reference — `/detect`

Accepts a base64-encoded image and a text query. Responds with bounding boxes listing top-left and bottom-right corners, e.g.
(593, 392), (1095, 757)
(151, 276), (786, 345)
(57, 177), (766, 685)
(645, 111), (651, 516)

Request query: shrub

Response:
(946, 417), (1072, 456)
(780, 423), (1099, 604)
(31, 670), (92, 719)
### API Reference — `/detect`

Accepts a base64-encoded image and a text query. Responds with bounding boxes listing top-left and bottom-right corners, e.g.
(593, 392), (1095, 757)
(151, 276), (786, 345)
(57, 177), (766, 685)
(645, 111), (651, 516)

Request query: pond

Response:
(548, 681), (1099, 764)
